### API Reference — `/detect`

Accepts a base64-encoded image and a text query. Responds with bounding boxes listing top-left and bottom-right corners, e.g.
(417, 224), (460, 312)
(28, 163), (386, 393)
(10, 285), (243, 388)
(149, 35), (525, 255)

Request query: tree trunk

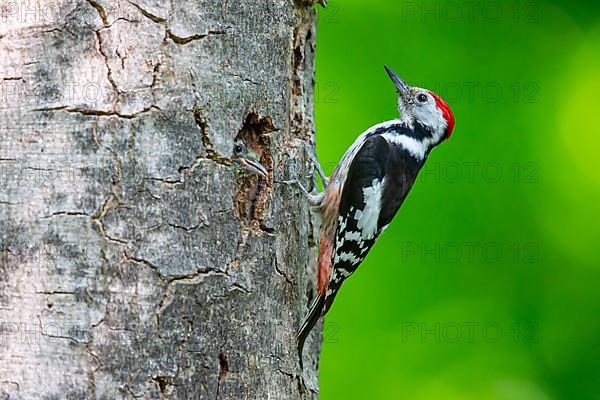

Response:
(0, 1), (321, 398)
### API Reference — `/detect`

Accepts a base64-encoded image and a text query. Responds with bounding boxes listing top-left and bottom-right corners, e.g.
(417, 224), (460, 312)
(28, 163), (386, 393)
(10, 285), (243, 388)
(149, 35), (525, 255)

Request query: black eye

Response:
(234, 144), (243, 154)
(417, 93), (428, 103)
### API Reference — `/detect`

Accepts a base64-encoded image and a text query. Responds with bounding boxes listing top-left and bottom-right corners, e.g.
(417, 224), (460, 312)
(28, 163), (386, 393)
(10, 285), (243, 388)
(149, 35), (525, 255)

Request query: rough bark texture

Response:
(0, 1), (322, 398)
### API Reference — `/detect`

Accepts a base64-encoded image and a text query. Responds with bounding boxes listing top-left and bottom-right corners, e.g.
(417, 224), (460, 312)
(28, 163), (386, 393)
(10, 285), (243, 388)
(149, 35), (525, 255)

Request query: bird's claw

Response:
(278, 178), (310, 196)
(280, 153), (312, 192)
(278, 152), (325, 208)
(304, 143), (329, 186)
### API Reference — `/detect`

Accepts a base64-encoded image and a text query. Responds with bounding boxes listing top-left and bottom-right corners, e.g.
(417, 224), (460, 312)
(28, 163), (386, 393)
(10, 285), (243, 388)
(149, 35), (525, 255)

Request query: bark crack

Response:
(0, 380), (20, 395)
(273, 259), (294, 286)
(191, 105), (232, 166)
(228, 282), (251, 294)
(37, 316), (84, 343)
(128, 0), (225, 47)
(166, 29), (225, 45)
(167, 222), (201, 232)
(35, 290), (77, 295)
(155, 267), (228, 339)
(230, 73), (260, 86)
(0, 201), (22, 206)
(144, 176), (183, 186)
(167, 266), (229, 283)
(123, 250), (165, 280)
(85, 0), (108, 25)
(95, 222), (128, 245)
(95, 31), (120, 97)
(127, 1), (167, 24)
(214, 352), (228, 400)
(41, 211), (90, 219)
(84, 0), (123, 101)
(31, 106), (162, 119)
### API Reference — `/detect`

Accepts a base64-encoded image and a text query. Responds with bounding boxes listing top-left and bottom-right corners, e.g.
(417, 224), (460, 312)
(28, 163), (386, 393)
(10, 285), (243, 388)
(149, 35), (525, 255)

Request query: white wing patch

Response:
(333, 251), (361, 266)
(354, 178), (385, 240)
(338, 215), (347, 233)
(343, 230), (362, 241)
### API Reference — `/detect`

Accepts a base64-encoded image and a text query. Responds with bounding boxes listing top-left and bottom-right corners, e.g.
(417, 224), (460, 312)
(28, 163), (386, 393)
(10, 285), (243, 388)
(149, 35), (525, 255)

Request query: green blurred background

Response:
(313, 0), (600, 398)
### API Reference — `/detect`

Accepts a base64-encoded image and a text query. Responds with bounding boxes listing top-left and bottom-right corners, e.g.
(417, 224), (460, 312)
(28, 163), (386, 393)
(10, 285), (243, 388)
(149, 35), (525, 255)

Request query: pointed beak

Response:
(235, 157), (268, 178)
(384, 65), (410, 95)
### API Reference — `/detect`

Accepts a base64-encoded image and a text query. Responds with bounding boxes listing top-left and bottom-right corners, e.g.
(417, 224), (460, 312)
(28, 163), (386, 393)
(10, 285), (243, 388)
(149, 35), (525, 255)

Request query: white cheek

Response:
(415, 104), (447, 137)
(397, 98), (411, 124)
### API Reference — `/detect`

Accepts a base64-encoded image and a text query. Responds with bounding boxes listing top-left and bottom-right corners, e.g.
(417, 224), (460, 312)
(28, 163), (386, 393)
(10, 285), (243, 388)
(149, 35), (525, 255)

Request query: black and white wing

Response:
(323, 134), (421, 313)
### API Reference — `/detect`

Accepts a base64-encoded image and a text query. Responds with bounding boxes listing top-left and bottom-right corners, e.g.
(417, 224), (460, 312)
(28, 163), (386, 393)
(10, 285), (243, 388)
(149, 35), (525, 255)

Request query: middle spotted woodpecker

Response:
(296, 66), (456, 365)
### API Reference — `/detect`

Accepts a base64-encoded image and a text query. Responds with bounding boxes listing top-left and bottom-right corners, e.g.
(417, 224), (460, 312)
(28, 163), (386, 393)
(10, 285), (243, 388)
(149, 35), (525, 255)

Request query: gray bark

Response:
(0, 0), (321, 398)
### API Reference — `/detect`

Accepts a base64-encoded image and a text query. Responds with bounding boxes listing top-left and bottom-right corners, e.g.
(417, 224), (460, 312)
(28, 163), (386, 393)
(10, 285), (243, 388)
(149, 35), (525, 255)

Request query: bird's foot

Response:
(304, 143), (329, 187)
(277, 152), (324, 207)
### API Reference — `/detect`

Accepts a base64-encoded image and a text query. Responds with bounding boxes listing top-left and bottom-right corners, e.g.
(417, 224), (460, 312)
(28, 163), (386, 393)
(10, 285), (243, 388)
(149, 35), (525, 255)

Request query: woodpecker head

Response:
(385, 66), (455, 143)
(232, 138), (268, 178)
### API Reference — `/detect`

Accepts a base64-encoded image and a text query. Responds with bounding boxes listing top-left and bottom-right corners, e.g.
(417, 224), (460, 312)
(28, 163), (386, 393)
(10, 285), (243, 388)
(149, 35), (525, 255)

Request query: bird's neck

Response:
(382, 119), (442, 161)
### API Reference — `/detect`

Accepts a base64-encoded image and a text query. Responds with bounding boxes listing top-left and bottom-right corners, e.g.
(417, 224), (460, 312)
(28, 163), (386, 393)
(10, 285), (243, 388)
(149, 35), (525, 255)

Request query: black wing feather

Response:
(324, 134), (423, 314)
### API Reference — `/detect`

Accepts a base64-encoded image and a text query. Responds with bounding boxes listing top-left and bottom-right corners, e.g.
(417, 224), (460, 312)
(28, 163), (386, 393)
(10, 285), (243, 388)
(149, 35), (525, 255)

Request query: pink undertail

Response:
(317, 234), (333, 295)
